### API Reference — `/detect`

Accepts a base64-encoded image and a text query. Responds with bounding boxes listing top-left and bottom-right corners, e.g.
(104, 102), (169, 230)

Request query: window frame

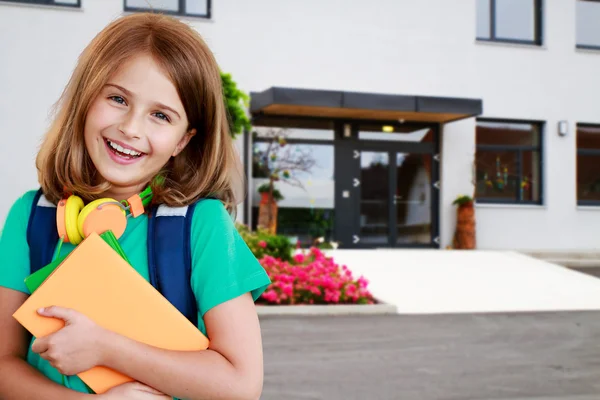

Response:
(124, 0), (211, 19)
(576, 0), (600, 50)
(475, 118), (544, 205)
(1, 0), (80, 7)
(576, 123), (600, 206)
(250, 135), (337, 244)
(477, 0), (543, 46)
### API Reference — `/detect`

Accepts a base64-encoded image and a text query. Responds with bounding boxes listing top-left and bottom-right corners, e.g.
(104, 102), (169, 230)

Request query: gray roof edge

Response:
(249, 87), (275, 112)
(250, 87), (483, 117)
(416, 96), (483, 116)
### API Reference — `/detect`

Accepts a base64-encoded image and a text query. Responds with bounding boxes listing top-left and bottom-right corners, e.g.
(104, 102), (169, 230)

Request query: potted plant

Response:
(452, 194), (476, 249)
(256, 183), (284, 234)
(257, 183), (284, 204)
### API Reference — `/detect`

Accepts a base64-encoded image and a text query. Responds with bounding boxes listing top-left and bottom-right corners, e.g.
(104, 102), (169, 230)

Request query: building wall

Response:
(1, 0), (599, 250)
(473, 1), (600, 250)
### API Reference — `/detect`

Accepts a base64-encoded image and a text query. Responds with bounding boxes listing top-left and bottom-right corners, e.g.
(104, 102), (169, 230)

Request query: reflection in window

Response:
(251, 127), (335, 246)
(476, 0), (542, 45)
(3, 0), (80, 6)
(577, 0), (600, 49)
(396, 153), (432, 244)
(475, 120), (542, 204)
(359, 152), (389, 245)
(255, 127), (333, 141)
(476, 0), (491, 39)
(359, 123), (434, 143)
(577, 124), (600, 204)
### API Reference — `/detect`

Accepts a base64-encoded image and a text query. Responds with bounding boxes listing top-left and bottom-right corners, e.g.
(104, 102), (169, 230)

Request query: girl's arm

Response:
(0, 287), (92, 400)
(100, 292), (264, 400)
(34, 292), (264, 400)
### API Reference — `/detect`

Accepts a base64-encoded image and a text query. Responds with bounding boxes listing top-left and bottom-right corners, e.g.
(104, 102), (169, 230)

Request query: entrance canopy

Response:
(250, 87), (482, 124)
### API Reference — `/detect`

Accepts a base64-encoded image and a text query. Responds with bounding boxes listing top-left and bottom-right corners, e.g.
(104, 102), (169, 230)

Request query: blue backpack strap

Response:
(27, 189), (59, 275)
(147, 202), (198, 326)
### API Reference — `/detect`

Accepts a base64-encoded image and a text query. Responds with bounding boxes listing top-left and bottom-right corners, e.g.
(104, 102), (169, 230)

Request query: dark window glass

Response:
(577, 125), (600, 204)
(475, 120), (543, 204)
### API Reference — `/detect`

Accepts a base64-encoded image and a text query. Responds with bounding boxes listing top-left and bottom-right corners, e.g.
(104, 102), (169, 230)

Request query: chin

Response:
(98, 169), (146, 190)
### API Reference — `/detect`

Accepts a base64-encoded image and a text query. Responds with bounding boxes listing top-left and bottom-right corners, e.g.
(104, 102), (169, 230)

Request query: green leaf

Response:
(221, 71), (251, 138)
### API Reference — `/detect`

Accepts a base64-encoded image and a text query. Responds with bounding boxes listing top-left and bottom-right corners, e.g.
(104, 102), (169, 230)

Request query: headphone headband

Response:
(57, 184), (153, 244)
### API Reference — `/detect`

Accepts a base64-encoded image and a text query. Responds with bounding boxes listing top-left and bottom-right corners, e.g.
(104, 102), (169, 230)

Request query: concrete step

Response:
(521, 251), (600, 269)
(543, 259), (600, 269)
(523, 251), (600, 260)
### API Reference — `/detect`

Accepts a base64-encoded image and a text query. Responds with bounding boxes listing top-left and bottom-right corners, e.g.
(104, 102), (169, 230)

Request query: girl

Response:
(0, 12), (270, 400)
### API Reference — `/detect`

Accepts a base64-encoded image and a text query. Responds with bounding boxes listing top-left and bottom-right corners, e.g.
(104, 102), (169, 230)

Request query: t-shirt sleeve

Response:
(0, 190), (38, 294)
(190, 200), (271, 317)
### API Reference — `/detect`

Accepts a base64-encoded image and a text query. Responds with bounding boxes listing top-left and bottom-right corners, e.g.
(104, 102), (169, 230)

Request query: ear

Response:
(172, 128), (196, 157)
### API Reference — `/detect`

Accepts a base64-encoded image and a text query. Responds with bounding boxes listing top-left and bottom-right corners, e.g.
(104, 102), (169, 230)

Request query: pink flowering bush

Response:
(258, 247), (375, 305)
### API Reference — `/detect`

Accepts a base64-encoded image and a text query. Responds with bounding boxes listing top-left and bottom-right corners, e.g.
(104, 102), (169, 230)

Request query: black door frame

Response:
(334, 122), (440, 249)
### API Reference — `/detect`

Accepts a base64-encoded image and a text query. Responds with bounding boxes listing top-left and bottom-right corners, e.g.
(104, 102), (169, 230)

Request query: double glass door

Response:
(335, 123), (439, 248)
(358, 150), (434, 246)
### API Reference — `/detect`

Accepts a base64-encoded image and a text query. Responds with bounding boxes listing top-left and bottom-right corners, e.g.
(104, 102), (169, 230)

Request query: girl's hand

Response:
(31, 306), (108, 376)
(98, 382), (172, 399)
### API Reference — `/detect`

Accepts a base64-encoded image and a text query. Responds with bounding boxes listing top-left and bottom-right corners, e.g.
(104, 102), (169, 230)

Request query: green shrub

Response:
(236, 223), (294, 262)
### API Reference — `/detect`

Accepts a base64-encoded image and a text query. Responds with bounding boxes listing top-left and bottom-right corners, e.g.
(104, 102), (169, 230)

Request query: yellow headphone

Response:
(56, 186), (153, 245)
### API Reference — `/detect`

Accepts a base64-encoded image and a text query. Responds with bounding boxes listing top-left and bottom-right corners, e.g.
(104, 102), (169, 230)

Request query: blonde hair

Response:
(36, 13), (242, 212)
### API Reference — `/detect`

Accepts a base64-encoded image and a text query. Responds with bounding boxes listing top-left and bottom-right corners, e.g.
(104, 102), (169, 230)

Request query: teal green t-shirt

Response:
(0, 190), (271, 395)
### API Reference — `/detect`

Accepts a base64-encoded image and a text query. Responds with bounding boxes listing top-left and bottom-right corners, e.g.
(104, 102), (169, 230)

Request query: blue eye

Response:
(153, 112), (170, 122)
(109, 96), (126, 105)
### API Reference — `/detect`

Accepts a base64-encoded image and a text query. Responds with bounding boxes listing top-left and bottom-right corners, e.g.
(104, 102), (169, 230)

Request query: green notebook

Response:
(24, 231), (130, 294)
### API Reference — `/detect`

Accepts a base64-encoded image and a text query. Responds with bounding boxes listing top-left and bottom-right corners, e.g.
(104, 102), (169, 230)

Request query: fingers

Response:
(114, 381), (163, 394)
(107, 381), (171, 398)
(37, 306), (76, 323)
(134, 383), (165, 395)
(31, 336), (49, 354)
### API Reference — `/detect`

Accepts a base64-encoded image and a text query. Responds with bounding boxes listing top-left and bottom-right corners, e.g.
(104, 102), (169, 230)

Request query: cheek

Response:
(85, 101), (117, 135)
(148, 130), (188, 158)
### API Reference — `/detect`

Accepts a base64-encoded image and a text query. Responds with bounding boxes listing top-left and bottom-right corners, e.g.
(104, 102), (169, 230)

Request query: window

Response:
(475, 120), (543, 204)
(358, 123), (434, 143)
(251, 120), (335, 247)
(577, 124), (600, 205)
(577, 0), (600, 49)
(124, 0), (210, 18)
(477, 0), (543, 45)
(2, 0), (80, 7)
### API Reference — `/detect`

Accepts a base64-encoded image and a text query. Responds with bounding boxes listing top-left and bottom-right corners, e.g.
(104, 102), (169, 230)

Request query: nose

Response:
(118, 110), (142, 139)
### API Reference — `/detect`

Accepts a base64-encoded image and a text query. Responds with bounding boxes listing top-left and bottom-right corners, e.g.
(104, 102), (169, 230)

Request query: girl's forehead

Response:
(107, 54), (183, 109)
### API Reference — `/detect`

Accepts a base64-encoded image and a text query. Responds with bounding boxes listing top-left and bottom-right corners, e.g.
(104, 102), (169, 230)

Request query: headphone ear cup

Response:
(78, 198), (127, 240)
(56, 198), (69, 243)
(64, 195), (85, 245)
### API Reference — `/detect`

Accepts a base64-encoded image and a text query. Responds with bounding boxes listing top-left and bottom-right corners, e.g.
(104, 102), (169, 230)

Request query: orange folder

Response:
(13, 232), (209, 394)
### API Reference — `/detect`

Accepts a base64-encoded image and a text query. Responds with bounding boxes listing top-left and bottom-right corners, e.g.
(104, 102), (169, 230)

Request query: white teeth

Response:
(107, 140), (142, 157)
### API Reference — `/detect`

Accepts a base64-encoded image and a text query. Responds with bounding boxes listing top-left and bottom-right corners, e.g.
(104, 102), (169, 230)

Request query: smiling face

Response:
(84, 53), (195, 199)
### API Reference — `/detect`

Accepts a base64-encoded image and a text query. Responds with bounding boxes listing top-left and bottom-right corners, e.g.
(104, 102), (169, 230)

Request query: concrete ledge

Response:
(546, 259), (600, 268)
(256, 303), (398, 316)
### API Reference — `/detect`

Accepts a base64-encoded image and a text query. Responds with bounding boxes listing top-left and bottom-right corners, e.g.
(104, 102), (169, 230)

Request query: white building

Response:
(1, 0), (600, 251)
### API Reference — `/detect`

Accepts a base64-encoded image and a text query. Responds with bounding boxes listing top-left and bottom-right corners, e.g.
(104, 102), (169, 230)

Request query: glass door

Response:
(334, 122), (439, 248)
(393, 152), (433, 245)
(359, 151), (390, 245)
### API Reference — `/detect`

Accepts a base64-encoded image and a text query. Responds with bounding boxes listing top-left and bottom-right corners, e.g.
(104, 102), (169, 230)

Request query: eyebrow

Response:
(106, 83), (181, 120)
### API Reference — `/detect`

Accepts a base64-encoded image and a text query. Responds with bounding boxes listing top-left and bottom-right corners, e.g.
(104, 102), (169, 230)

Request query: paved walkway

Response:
(326, 249), (600, 314)
(260, 312), (600, 400)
